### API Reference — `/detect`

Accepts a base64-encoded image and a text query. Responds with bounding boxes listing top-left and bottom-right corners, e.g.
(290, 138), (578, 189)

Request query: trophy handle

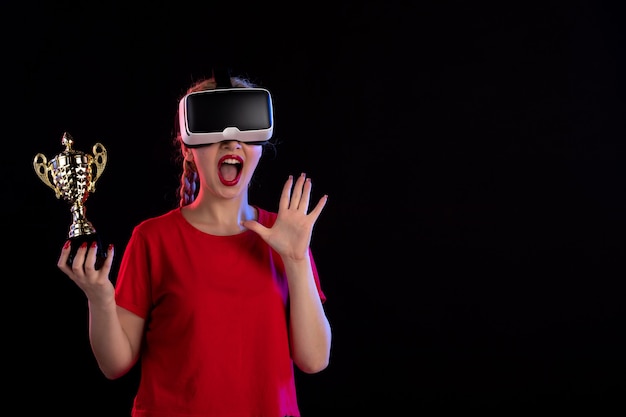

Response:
(33, 153), (58, 196)
(91, 142), (107, 185)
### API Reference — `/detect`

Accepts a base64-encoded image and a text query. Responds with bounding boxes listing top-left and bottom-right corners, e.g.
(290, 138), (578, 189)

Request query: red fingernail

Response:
(90, 241), (97, 249)
(108, 244), (114, 251)
(80, 242), (88, 249)
(63, 240), (71, 249)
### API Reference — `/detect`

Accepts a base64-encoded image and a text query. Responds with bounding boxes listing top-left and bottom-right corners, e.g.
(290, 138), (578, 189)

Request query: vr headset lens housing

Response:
(179, 88), (274, 146)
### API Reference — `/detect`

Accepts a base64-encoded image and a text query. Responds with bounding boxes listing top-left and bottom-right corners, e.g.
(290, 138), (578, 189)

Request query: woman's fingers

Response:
(278, 175), (294, 211)
(71, 241), (89, 273)
(102, 243), (115, 272)
(290, 173), (306, 210)
(309, 194), (329, 222)
(84, 241), (99, 273)
(279, 173), (326, 217)
(58, 240), (111, 276)
(57, 240), (72, 272)
(283, 173), (314, 211)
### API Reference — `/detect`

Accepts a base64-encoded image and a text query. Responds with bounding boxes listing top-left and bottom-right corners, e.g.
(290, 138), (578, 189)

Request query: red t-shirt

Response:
(114, 207), (325, 417)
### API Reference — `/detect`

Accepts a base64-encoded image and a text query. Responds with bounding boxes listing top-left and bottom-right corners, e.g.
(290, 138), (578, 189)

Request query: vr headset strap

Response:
(213, 68), (233, 88)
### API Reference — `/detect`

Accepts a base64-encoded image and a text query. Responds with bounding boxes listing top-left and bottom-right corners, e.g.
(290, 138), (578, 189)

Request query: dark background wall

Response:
(5, 1), (625, 415)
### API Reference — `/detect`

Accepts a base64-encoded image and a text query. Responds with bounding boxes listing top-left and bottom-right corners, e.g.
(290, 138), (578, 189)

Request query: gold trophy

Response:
(34, 132), (108, 269)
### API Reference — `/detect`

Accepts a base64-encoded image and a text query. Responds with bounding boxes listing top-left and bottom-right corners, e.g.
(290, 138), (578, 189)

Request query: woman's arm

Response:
(88, 303), (145, 379)
(284, 255), (332, 373)
(243, 173), (332, 373)
(58, 241), (144, 379)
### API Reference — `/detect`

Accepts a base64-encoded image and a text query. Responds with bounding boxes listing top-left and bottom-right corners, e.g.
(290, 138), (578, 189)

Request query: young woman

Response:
(57, 72), (332, 417)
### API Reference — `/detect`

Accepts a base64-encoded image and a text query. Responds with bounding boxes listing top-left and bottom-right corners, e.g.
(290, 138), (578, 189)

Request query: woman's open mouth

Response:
(218, 154), (243, 186)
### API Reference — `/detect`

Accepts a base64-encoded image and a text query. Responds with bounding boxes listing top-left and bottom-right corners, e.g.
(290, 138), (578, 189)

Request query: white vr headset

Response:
(178, 87), (274, 147)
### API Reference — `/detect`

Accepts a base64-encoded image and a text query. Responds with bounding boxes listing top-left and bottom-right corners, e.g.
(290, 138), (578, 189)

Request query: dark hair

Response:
(173, 75), (277, 207)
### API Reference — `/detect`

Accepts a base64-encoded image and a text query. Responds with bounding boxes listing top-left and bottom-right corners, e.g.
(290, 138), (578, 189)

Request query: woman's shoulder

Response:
(133, 207), (183, 233)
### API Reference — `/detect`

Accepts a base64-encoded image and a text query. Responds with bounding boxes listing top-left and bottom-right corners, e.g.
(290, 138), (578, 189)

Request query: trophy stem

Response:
(67, 203), (106, 269)
(69, 202), (96, 237)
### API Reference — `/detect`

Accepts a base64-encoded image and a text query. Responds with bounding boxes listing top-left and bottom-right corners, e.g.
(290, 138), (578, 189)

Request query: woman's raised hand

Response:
(242, 173), (328, 261)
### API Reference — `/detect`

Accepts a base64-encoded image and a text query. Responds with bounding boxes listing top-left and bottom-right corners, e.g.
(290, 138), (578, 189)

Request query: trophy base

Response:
(67, 233), (107, 270)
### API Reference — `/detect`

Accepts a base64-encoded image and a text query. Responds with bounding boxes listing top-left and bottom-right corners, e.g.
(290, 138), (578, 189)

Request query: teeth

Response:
(222, 158), (241, 165)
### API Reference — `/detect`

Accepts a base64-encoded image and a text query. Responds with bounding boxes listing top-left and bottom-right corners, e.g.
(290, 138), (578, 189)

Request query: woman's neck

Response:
(181, 198), (257, 236)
